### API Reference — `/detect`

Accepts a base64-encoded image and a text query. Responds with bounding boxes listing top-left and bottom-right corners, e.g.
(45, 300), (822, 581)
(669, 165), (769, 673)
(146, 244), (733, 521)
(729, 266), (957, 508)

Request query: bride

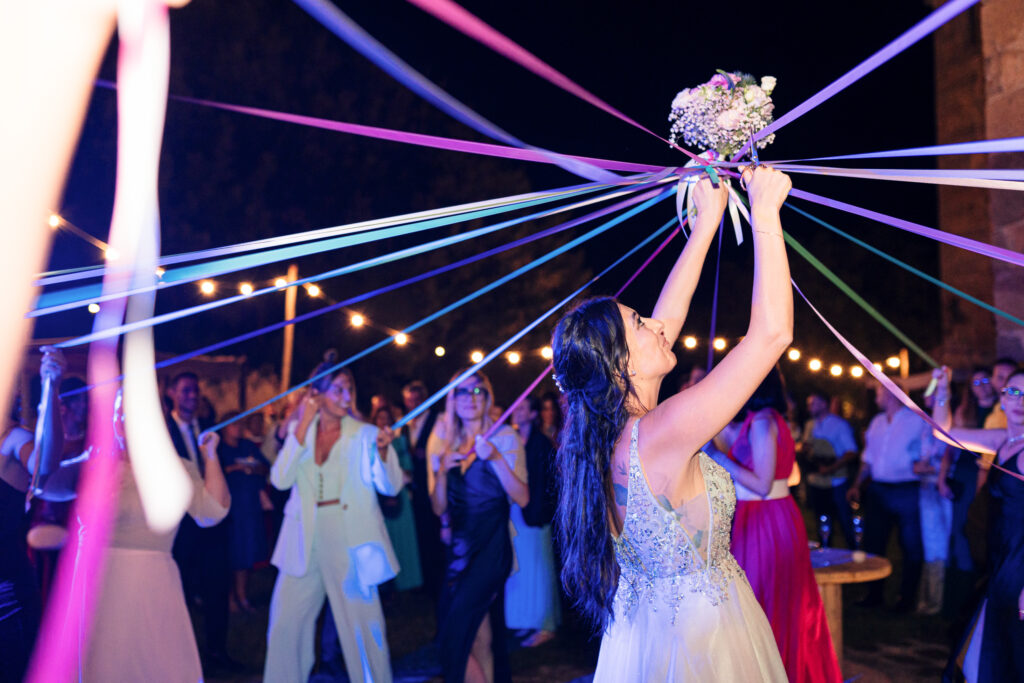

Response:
(551, 167), (792, 681)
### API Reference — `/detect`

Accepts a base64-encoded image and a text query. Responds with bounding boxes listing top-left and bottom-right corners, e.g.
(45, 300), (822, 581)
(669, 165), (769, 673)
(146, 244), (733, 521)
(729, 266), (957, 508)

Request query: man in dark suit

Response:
(166, 372), (239, 673)
(401, 381), (442, 611)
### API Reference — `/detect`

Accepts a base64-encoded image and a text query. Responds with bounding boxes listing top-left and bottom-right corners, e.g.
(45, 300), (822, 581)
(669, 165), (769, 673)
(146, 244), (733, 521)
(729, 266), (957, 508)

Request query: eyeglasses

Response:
(454, 386), (489, 400)
(1001, 387), (1024, 401)
(972, 377), (991, 386)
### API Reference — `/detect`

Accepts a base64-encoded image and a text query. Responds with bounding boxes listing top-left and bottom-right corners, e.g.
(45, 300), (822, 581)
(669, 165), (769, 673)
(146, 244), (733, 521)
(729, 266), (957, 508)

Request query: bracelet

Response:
(753, 229), (783, 238)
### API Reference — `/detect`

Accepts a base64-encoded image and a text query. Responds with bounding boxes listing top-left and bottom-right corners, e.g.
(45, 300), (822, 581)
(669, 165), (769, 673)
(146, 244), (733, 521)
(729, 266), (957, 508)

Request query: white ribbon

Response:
(677, 153), (745, 244)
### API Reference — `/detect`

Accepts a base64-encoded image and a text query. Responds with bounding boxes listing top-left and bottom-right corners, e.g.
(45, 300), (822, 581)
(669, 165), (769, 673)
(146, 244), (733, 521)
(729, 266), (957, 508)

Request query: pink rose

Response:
(709, 74), (730, 88)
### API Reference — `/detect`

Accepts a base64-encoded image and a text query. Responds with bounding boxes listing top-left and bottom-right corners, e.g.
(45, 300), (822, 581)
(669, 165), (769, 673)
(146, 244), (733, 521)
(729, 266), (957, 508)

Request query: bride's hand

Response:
(691, 176), (729, 230)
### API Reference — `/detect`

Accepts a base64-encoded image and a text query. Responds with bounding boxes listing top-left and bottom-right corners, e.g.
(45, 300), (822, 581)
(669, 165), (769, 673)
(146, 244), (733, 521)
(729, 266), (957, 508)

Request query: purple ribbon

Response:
(789, 188), (1024, 268)
(780, 136), (1024, 163)
(792, 279), (1024, 484)
(734, 0), (979, 160)
(293, 0), (620, 183)
(706, 221), (724, 372)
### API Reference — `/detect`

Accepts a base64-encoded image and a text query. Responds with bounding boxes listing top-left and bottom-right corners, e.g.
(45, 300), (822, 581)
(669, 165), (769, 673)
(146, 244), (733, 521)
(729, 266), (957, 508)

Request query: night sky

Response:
(38, 0), (948, 410)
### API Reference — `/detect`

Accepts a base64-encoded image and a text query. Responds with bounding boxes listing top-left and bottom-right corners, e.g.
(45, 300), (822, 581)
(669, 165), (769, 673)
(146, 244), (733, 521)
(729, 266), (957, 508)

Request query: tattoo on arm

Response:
(613, 483), (629, 506)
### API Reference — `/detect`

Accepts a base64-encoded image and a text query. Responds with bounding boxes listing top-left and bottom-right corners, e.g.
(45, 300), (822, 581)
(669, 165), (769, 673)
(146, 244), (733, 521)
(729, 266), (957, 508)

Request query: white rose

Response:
(716, 107), (744, 131)
(760, 76), (776, 95)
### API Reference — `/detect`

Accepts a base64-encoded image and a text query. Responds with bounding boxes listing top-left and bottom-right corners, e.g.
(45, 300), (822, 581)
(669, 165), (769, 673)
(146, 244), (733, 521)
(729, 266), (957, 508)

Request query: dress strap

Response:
(630, 418), (640, 464)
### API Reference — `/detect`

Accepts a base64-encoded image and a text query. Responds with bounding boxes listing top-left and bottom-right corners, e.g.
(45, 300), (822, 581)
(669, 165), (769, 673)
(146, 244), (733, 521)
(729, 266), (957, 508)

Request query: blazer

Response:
(270, 415), (403, 589)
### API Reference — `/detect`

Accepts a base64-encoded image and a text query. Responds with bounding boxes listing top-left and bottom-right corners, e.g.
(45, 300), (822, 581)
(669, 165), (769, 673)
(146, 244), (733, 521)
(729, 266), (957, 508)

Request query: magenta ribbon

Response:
(293, 0), (621, 183)
(485, 221), (686, 442)
(403, 0), (705, 164)
(792, 280), (1024, 484)
(734, 0), (979, 160)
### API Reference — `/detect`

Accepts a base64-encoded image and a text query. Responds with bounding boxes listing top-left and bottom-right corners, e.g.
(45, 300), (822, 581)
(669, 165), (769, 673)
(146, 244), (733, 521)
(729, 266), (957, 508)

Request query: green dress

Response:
(380, 434), (423, 591)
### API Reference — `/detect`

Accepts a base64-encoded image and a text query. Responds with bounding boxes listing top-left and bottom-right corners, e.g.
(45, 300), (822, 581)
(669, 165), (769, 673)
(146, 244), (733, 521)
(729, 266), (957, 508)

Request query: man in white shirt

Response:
(848, 384), (929, 611)
(799, 391), (858, 548)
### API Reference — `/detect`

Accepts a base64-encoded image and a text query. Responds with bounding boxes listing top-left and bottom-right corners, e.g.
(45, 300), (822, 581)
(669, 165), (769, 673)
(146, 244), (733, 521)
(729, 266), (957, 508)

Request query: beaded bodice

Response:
(612, 420), (746, 623)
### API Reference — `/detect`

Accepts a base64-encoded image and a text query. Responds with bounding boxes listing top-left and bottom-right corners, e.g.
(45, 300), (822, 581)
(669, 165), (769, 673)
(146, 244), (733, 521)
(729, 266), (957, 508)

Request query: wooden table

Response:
(811, 548), (891, 670)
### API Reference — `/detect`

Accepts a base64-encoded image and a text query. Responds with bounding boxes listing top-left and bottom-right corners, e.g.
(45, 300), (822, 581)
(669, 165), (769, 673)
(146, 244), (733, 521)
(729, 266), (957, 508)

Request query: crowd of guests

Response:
(1, 345), (1021, 682)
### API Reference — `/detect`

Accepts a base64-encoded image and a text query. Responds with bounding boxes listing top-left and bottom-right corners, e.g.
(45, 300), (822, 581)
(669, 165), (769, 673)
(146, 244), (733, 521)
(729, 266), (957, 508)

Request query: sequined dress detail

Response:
(593, 419), (787, 682)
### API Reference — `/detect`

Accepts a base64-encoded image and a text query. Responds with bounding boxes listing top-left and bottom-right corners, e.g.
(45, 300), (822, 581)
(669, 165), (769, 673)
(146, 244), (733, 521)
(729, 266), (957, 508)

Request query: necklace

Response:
(1006, 432), (1024, 447)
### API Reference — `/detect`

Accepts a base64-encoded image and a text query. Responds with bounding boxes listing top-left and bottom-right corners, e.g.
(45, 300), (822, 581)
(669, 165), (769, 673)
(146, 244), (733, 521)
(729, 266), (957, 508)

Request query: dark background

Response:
(36, 0), (946, 410)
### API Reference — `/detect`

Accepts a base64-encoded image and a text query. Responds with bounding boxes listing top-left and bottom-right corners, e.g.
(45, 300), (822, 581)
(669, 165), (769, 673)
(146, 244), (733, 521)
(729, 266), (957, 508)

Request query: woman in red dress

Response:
(710, 367), (841, 683)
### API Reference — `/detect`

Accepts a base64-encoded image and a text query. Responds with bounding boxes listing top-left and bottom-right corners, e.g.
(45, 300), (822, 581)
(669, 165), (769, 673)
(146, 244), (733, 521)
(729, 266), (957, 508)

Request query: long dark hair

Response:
(551, 296), (635, 630)
(743, 365), (788, 416)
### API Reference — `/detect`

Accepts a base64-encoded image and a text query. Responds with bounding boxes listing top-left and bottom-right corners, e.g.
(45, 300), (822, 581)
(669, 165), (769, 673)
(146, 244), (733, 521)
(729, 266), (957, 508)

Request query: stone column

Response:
(932, 0), (1024, 365)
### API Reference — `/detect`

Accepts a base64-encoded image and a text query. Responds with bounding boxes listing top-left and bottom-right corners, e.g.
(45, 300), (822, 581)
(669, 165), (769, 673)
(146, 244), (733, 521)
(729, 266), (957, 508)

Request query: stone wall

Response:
(932, 0), (1024, 366)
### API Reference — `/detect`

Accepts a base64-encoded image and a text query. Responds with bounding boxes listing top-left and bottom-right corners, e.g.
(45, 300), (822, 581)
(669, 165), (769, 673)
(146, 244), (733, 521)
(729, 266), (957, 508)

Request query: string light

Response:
(507, 351), (521, 365)
(787, 348), (801, 361)
(434, 346), (446, 357)
(886, 356), (901, 369)
(239, 282), (254, 296)
(395, 333), (409, 346)
(104, 247), (120, 262)
(350, 313), (365, 327)
(48, 214), (61, 229)
(274, 277), (288, 288)
(306, 284), (321, 297)
(829, 364), (843, 377)
(809, 359), (822, 372)
(155, 267), (165, 277)
(713, 337), (727, 351)
(850, 366), (865, 378)
(87, 303), (100, 314)
(540, 346), (553, 360)
(470, 350), (484, 363)
(683, 336), (698, 349)
(873, 362), (883, 371)
(199, 280), (215, 295)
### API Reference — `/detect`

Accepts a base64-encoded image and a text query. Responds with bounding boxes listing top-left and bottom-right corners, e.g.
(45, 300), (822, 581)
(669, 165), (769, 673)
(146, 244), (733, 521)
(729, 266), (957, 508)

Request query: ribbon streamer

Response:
(35, 182), (620, 309)
(783, 231), (938, 368)
(789, 188), (1024, 269)
(774, 163), (1024, 191)
(52, 182), (673, 347)
(781, 136), (1024, 163)
(61, 182), (676, 397)
(792, 280), (1024, 484)
(204, 189), (674, 435)
(786, 204), (1024, 328)
(733, 0), (979, 159)
(403, 0), (705, 164)
(293, 0), (620, 183)
(396, 215), (681, 430)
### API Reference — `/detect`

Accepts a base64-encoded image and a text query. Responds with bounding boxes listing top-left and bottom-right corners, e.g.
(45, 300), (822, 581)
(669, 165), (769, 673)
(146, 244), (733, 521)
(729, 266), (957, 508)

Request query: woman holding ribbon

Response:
(711, 366), (841, 682)
(551, 168), (791, 681)
(263, 368), (402, 683)
(427, 370), (528, 683)
(933, 366), (1024, 683)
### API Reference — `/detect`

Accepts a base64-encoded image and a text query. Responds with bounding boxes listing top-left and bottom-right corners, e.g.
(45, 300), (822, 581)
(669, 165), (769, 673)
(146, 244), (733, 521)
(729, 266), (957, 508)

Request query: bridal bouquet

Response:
(668, 70), (777, 159)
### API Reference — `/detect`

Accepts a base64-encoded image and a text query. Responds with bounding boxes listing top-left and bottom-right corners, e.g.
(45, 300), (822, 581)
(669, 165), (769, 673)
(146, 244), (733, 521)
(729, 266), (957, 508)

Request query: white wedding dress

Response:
(594, 420), (787, 681)
(79, 459), (228, 682)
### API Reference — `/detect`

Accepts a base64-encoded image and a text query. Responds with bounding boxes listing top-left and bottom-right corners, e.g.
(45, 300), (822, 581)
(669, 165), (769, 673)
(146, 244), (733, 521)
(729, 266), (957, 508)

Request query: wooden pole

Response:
(280, 264), (298, 393)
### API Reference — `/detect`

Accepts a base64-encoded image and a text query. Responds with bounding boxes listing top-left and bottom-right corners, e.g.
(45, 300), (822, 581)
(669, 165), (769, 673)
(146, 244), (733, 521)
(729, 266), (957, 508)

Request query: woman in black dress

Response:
(427, 370), (528, 683)
(933, 366), (1024, 682)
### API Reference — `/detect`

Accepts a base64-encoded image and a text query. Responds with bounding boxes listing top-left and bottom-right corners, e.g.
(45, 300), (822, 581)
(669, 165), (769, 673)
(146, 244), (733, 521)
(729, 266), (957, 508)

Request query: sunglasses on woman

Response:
(1001, 387), (1024, 401)
(454, 386), (489, 399)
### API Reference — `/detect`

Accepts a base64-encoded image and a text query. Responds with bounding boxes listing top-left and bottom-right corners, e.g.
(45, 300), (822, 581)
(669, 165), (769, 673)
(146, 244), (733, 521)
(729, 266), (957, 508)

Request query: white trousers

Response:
(263, 508), (392, 683)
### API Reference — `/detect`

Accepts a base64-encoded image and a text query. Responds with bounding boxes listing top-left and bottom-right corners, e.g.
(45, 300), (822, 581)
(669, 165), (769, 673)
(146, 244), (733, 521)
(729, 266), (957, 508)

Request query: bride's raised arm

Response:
(648, 166), (793, 458)
(651, 177), (728, 343)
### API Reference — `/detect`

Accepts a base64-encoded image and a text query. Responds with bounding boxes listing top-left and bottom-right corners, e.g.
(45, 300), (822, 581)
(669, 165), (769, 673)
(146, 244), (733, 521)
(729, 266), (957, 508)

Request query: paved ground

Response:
(202, 563), (956, 683)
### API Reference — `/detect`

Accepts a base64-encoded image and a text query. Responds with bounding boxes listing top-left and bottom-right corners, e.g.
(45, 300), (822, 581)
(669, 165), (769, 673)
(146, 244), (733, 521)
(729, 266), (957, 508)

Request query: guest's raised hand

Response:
(437, 450), (464, 472)
(474, 435), (498, 461)
(199, 431), (220, 458)
(39, 345), (66, 383)
(376, 426), (394, 454)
